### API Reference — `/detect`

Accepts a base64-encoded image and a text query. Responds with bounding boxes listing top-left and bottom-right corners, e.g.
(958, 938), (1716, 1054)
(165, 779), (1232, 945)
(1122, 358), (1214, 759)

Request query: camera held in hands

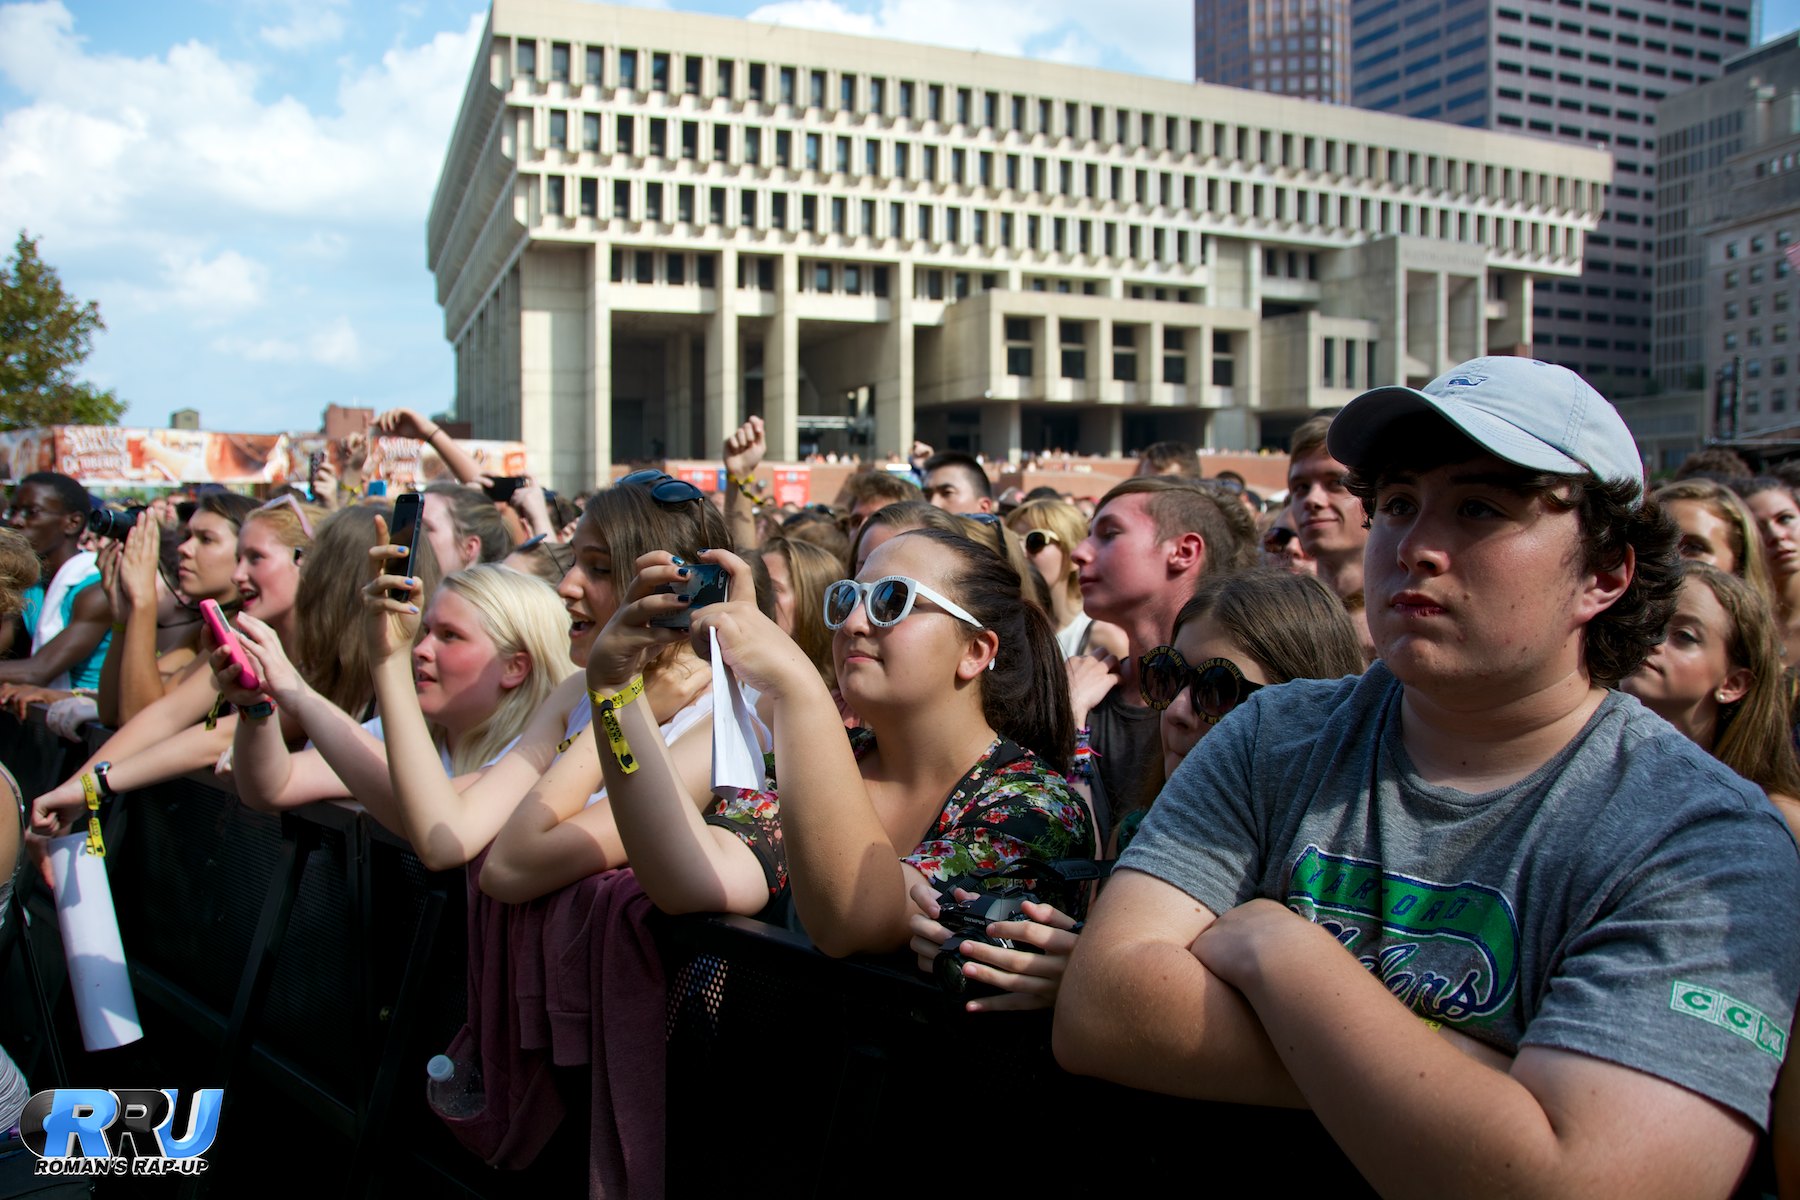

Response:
(649, 561), (729, 629)
(87, 506), (145, 541)
(932, 890), (1039, 1000)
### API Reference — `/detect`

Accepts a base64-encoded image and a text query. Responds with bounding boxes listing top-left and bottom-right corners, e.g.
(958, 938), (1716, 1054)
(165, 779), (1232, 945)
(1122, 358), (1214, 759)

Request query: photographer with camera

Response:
(589, 525), (1093, 975)
(0, 473), (112, 692)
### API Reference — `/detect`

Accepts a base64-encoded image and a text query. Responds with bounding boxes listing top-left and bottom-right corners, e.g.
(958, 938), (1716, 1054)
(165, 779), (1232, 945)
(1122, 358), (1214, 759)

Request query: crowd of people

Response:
(2, 363), (1799, 1195)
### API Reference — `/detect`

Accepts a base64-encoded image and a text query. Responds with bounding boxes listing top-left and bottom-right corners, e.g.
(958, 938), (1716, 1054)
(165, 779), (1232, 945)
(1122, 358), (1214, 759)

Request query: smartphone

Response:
(307, 451), (324, 502)
(200, 599), (261, 692)
(388, 492), (424, 602)
(483, 475), (529, 504)
(649, 562), (729, 629)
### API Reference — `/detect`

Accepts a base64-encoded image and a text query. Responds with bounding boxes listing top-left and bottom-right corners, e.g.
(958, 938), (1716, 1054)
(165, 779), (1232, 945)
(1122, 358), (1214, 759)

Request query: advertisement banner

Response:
(0, 427), (530, 488)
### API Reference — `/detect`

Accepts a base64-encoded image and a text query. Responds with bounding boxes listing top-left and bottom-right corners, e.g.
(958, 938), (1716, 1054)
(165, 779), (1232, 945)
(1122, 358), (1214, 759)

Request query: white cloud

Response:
(0, 1), (485, 248)
(744, 0), (1189, 79)
(161, 249), (269, 311)
(309, 315), (361, 367)
(260, 4), (347, 52)
(212, 315), (361, 368)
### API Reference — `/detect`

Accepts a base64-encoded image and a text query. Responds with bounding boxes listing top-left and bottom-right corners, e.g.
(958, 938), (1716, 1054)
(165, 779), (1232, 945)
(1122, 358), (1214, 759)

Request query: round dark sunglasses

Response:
(618, 469), (705, 505)
(1022, 528), (1062, 555)
(1138, 645), (1263, 722)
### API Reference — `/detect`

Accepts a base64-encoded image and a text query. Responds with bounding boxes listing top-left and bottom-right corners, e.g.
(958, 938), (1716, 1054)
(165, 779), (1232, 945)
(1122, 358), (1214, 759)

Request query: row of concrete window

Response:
(1000, 317), (1228, 386)
(542, 172), (1574, 260)
(507, 38), (1595, 209)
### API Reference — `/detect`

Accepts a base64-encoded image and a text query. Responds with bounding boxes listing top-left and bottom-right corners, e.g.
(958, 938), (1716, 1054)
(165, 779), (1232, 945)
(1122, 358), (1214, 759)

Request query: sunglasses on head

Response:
(618, 469), (704, 505)
(1138, 645), (1263, 722)
(254, 493), (315, 539)
(823, 576), (984, 630)
(1022, 528), (1062, 555)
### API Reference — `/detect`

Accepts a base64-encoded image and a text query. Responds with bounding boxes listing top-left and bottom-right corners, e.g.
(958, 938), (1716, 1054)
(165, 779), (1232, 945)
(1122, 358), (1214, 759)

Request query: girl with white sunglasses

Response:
(587, 526), (1095, 1011)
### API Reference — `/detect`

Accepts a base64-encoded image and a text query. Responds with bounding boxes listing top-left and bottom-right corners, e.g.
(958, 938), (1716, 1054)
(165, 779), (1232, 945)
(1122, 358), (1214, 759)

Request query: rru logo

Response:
(21, 1088), (223, 1171)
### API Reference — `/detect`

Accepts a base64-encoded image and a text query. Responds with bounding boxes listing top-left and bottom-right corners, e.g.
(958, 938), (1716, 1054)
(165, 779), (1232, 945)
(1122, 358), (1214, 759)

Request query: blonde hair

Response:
(1654, 480), (1775, 609)
(434, 565), (577, 774)
(761, 536), (840, 691)
(241, 498), (325, 557)
(1686, 562), (1800, 799)
(1007, 499), (1087, 609)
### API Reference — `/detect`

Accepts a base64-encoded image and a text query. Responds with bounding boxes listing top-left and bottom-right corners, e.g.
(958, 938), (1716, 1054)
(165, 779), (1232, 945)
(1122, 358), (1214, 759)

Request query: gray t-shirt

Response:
(1121, 661), (1800, 1129)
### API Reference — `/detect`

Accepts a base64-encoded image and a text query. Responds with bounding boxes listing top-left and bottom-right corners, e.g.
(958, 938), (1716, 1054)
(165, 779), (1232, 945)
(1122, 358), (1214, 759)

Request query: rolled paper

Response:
(49, 831), (143, 1051)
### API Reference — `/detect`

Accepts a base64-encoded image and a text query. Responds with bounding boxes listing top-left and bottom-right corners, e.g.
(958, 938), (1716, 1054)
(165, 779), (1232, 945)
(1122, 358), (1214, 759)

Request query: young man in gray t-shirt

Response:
(1056, 357), (1800, 1196)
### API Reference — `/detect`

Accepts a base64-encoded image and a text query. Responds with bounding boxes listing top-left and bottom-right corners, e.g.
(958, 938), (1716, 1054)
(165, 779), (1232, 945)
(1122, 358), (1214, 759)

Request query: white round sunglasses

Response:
(822, 576), (984, 630)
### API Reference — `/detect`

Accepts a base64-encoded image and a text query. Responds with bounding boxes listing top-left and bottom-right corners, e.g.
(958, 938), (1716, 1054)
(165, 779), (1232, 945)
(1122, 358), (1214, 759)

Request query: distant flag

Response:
(1786, 242), (1800, 272)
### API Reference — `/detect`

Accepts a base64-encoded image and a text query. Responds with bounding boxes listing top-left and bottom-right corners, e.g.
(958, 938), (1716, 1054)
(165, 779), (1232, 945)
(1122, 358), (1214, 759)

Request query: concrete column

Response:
(705, 247), (740, 452)
(586, 244), (614, 489)
(1033, 316), (1052, 396)
(1434, 271), (1450, 377)
(1079, 406), (1122, 456)
(664, 332), (694, 460)
(980, 402), (1021, 463)
(765, 251), (801, 462)
(876, 259), (914, 455)
(1209, 408), (1255, 450)
(1096, 316), (1114, 400)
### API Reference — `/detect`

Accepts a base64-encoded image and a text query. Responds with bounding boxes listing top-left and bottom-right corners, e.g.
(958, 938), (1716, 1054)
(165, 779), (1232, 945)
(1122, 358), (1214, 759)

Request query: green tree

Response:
(0, 231), (126, 430)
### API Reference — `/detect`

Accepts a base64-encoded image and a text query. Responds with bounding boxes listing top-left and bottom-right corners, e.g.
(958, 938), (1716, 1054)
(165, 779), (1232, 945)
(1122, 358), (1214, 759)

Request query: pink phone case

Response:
(200, 600), (261, 692)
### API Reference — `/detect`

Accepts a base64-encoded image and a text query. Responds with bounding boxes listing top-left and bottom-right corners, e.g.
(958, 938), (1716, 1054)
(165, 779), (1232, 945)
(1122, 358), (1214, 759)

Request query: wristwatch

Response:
(92, 761), (115, 798)
(240, 700), (276, 722)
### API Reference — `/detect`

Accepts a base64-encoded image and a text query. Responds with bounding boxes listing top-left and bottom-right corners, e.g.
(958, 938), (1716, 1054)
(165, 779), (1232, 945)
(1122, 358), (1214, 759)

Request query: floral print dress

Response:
(705, 728), (1095, 916)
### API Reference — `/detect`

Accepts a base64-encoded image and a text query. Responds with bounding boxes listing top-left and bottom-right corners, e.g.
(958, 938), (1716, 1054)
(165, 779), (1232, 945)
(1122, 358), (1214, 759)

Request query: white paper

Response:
(709, 627), (767, 795)
(49, 832), (143, 1051)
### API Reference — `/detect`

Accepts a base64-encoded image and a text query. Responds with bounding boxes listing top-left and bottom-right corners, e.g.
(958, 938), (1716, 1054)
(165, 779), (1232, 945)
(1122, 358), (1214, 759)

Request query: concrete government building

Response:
(429, 0), (1612, 491)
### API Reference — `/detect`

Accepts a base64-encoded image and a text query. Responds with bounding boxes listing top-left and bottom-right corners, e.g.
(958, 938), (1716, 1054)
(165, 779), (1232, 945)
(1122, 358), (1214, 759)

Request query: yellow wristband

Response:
(79, 773), (106, 857)
(589, 677), (645, 774)
(1420, 1017), (1443, 1033)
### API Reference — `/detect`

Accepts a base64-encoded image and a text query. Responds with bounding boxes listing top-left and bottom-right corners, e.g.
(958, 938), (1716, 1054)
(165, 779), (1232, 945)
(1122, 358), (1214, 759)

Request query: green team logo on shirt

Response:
(1670, 981), (1787, 1060)
(1285, 845), (1521, 1025)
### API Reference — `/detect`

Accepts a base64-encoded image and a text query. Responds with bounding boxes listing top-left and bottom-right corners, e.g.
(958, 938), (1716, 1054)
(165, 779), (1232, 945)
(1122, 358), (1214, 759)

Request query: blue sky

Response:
(1, 0), (1796, 434)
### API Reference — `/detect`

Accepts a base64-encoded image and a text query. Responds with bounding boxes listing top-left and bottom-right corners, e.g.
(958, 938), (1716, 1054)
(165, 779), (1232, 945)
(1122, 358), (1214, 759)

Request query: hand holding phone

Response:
(387, 492), (424, 601)
(201, 599), (261, 692)
(483, 475), (529, 504)
(649, 562), (729, 629)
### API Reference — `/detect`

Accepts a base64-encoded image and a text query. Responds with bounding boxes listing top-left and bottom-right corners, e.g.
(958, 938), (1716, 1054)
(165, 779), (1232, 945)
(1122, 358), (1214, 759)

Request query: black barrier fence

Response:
(0, 710), (1379, 1198)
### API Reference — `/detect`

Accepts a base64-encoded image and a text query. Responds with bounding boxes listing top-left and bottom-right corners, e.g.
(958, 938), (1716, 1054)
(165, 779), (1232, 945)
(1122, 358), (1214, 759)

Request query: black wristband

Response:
(240, 700), (276, 722)
(92, 761), (115, 798)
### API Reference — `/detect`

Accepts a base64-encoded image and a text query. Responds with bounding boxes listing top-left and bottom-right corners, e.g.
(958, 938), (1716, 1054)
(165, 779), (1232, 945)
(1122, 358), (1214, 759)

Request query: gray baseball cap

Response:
(1326, 356), (1645, 497)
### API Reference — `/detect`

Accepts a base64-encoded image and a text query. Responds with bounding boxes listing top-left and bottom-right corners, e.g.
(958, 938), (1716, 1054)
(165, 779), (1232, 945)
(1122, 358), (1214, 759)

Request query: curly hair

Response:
(1345, 414), (1680, 687)
(0, 529), (39, 618)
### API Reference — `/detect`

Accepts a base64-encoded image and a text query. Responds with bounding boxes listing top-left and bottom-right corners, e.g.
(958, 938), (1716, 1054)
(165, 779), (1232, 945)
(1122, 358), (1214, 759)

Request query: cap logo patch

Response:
(1444, 373), (1489, 389)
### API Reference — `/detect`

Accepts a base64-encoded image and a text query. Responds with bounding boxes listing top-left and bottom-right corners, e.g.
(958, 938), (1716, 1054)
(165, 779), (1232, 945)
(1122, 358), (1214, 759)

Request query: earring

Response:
(987, 657), (997, 672)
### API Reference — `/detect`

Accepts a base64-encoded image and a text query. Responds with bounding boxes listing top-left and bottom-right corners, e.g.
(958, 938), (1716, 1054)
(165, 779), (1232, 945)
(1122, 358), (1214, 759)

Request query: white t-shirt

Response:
(1055, 611), (1095, 659)
(575, 690), (718, 809)
(361, 715), (518, 773)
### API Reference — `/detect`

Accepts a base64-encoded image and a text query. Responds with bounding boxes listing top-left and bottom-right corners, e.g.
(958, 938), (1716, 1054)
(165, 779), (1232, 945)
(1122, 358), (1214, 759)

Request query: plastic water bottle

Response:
(426, 1053), (483, 1118)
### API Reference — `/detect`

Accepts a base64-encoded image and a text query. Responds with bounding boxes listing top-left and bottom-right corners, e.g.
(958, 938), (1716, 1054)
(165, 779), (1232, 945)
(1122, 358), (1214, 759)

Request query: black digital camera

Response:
(87, 506), (145, 540)
(926, 856), (1114, 1001)
(931, 890), (1039, 999)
